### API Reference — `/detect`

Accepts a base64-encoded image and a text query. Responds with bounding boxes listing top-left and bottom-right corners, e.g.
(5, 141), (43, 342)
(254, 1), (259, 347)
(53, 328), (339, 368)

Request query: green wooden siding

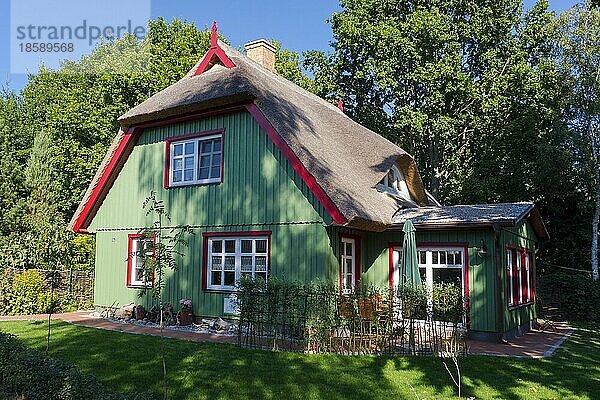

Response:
(90, 111), (336, 316)
(330, 228), (498, 333)
(500, 221), (537, 332)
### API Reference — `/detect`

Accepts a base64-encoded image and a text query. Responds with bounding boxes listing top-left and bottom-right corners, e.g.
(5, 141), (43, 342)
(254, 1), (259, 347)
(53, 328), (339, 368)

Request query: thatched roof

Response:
(69, 37), (548, 241)
(70, 40), (432, 232)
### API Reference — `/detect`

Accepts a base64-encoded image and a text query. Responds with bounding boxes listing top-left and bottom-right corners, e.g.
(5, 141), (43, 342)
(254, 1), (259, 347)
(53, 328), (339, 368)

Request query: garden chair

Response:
(535, 296), (557, 332)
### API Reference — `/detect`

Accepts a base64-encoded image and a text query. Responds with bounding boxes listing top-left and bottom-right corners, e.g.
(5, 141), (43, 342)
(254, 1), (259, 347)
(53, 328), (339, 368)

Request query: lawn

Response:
(0, 321), (599, 400)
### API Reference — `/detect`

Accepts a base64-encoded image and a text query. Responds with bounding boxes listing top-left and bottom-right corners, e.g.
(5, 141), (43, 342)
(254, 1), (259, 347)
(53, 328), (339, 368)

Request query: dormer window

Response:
(378, 165), (411, 199)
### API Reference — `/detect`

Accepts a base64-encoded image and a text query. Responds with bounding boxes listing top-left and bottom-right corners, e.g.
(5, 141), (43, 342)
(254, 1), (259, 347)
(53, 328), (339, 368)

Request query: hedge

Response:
(0, 331), (154, 400)
(537, 272), (600, 321)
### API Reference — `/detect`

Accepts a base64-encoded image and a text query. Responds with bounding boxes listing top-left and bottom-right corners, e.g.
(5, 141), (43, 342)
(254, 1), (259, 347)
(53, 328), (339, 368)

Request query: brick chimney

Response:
(244, 39), (277, 73)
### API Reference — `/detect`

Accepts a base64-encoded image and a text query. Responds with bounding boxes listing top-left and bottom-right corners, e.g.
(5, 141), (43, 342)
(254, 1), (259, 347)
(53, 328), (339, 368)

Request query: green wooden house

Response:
(69, 26), (549, 341)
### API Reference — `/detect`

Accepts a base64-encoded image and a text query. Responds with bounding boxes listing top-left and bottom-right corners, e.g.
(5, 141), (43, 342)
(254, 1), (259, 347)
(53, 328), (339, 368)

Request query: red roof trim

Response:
(72, 128), (140, 233)
(244, 103), (347, 225)
(193, 22), (235, 76)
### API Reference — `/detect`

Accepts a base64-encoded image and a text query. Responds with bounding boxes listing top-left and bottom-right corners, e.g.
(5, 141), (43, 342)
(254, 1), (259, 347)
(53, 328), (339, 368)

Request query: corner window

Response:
(506, 247), (534, 307)
(340, 236), (359, 294)
(166, 130), (223, 187)
(204, 233), (270, 291)
(127, 235), (154, 288)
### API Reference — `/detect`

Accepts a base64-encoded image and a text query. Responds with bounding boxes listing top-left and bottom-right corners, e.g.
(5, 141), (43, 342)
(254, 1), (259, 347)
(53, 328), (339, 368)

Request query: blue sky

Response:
(0, 0), (579, 93)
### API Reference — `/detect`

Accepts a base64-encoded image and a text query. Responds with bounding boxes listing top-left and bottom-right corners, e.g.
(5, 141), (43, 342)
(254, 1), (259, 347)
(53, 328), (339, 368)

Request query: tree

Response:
(305, 0), (590, 271)
(552, 1), (600, 280)
(137, 192), (194, 400)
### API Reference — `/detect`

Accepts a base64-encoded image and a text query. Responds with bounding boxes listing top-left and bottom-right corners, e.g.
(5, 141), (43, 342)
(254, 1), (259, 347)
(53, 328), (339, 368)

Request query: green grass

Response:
(0, 321), (599, 400)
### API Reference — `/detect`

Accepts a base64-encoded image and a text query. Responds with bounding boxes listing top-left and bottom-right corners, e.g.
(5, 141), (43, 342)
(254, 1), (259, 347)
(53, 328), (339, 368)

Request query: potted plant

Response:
(178, 298), (193, 326)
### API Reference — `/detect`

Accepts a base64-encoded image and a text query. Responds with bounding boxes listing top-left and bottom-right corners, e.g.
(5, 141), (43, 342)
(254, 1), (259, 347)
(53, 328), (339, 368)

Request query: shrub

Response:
(0, 331), (154, 400)
(537, 272), (600, 321)
(3, 270), (52, 315)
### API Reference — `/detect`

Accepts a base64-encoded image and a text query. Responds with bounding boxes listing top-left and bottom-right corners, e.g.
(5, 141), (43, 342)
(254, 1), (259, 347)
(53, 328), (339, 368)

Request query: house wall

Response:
(500, 220), (537, 334)
(334, 227), (498, 333)
(89, 111), (338, 315)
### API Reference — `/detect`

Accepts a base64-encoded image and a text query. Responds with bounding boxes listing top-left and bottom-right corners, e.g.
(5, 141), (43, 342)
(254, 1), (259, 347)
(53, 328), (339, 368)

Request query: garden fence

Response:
(237, 281), (467, 357)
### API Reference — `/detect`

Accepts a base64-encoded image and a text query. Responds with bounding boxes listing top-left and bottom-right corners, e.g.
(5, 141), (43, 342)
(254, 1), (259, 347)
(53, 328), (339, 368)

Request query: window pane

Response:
(224, 256), (235, 270)
(212, 240), (222, 253)
(454, 251), (462, 265)
(241, 240), (252, 253)
(419, 251), (426, 264)
(255, 240), (267, 253)
(345, 274), (353, 288)
(419, 267), (426, 281)
(241, 256), (253, 271)
(345, 258), (353, 273)
(211, 256), (222, 271)
(210, 166), (220, 179)
(440, 251), (447, 264)
(174, 144), (183, 156)
(173, 171), (182, 182)
(213, 138), (221, 151)
(433, 268), (462, 286)
(199, 167), (209, 180)
(432, 251), (439, 264)
(256, 256), (267, 272)
(212, 153), (221, 166)
(212, 271), (221, 285)
(184, 142), (195, 155)
(184, 169), (194, 181)
(184, 156), (194, 169)
(345, 242), (353, 256)
(225, 240), (235, 253)
(224, 271), (235, 286)
(201, 141), (212, 154)
(136, 268), (144, 282)
(200, 155), (211, 168)
(255, 272), (267, 282)
(173, 158), (183, 170)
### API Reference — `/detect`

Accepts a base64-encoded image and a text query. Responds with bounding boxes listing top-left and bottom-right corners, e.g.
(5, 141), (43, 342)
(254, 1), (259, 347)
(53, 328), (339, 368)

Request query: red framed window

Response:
(164, 129), (224, 188)
(126, 234), (155, 288)
(506, 246), (534, 307)
(202, 231), (271, 292)
(340, 235), (361, 294)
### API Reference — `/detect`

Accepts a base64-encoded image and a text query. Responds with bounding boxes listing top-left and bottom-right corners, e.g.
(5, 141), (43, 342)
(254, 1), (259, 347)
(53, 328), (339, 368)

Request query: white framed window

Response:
(391, 246), (466, 323)
(206, 235), (269, 291)
(418, 248), (464, 292)
(341, 237), (357, 294)
(168, 133), (222, 187)
(127, 235), (153, 288)
(506, 247), (534, 308)
(506, 249), (514, 306)
(378, 165), (411, 199)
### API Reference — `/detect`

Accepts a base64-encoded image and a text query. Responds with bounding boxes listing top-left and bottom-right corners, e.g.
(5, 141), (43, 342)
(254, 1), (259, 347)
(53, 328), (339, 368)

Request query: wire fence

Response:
(236, 279), (467, 356)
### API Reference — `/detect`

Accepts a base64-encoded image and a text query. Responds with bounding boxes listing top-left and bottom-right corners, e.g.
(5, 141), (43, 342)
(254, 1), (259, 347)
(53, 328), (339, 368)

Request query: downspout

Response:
(493, 223), (506, 343)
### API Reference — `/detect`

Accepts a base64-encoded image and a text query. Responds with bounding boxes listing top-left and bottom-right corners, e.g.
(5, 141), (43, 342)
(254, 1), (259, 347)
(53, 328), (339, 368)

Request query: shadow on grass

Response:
(1, 320), (599, 400)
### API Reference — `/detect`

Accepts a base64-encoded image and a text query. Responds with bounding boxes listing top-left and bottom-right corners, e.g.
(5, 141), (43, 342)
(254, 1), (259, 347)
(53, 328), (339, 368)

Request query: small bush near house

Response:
(0, 270), (52, 315)
(537, 272), (600, 320)
(0, 269), (93, 316)
(0, 331), (154, 400)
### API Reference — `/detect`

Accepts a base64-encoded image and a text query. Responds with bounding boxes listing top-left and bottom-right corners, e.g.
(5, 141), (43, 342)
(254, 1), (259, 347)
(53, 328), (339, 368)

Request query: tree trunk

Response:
(590, 123), (600, 281)
(592, 134), (600, 281)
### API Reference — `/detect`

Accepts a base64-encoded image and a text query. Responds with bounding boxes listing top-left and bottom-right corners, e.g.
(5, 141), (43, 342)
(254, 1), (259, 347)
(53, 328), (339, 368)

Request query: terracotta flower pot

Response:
(179, 308), (193, 326)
